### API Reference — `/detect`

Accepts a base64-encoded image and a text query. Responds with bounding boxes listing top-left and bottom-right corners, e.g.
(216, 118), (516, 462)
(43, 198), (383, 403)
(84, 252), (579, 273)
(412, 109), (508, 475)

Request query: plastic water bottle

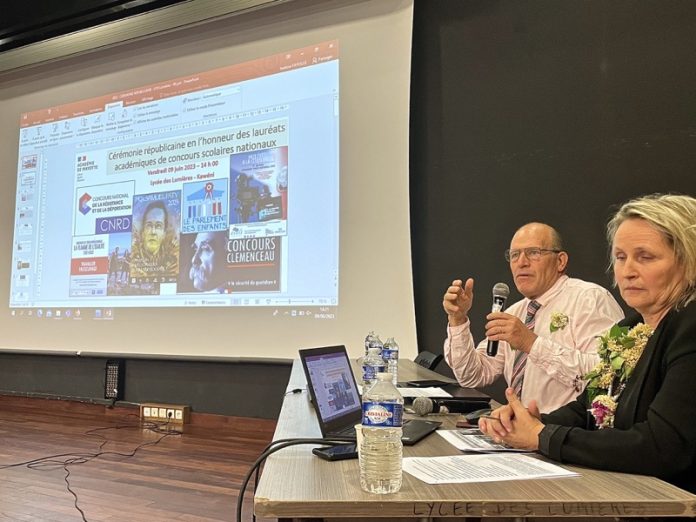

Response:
(369, 333), (384, 356)
(360, 372), (403, 494)
(382, 337), (399, 385)
(364, 331), (376, 356)
(362, 347), (385, 390)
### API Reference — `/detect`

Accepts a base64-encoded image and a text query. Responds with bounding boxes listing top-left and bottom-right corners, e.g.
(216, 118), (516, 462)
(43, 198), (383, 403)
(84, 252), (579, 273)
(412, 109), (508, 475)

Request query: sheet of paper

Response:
(438, 429), (531, 452)
(397, 387), (452, 398)
(403, 453), (579, 484)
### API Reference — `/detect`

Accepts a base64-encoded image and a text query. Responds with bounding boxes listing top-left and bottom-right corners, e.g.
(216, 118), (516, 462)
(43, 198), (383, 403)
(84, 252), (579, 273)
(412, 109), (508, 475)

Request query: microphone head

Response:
(411, 396), (435, 416)
(492, 282), (510, 299)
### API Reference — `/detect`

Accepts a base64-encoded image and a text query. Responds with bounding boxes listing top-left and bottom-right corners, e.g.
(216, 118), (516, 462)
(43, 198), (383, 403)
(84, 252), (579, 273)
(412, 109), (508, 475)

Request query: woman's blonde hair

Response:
(607, 194), (696, 309)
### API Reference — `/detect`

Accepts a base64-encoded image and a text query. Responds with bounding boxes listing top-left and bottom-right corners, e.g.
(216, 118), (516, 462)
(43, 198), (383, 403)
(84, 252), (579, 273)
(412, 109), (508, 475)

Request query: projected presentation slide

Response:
(10, 41), (339, 314)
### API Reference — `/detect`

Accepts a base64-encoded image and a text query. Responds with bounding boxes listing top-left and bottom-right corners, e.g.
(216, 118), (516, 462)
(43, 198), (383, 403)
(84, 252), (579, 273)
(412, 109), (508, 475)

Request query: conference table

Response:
(254, 359), (696, 520)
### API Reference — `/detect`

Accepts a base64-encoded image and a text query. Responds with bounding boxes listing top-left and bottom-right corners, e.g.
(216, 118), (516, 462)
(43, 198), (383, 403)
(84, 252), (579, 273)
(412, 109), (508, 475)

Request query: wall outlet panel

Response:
(140, 403), (190, 424)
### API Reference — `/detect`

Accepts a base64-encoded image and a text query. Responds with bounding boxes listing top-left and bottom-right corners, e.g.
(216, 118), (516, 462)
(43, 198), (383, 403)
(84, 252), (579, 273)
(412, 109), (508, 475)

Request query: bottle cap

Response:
(376, 373), (392, 381)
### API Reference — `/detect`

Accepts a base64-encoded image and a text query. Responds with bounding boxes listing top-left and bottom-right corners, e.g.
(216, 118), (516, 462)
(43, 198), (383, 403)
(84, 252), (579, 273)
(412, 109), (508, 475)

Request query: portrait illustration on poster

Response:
(130, 191), (181, 282)
(179, 230), (230, 293)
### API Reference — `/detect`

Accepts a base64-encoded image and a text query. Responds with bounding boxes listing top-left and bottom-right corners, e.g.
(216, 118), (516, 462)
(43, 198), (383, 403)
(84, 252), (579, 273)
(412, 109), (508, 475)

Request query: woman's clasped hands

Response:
(478, 388), (545, 451)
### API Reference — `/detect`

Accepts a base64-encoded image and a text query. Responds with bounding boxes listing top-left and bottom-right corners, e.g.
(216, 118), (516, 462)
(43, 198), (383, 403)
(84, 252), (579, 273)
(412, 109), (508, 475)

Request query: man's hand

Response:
(443, 278), (474, 327)
(485, 312), (538, 353)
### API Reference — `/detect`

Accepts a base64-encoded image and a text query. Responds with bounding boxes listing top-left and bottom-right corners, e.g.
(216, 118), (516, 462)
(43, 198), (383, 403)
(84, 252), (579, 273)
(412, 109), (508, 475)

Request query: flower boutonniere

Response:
(584, 323), (654, 429)
(549, 311), (569, 332)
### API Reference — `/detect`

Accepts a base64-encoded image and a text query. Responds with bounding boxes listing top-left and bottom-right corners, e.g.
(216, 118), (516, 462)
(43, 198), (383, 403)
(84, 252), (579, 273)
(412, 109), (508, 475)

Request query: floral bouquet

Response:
(584, 323), (653, 428)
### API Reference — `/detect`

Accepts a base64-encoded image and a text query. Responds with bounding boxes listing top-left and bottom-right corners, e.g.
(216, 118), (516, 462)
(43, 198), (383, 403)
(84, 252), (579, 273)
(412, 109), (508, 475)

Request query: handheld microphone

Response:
(486, 282), (510, 357)
(412, 396), (490, 416)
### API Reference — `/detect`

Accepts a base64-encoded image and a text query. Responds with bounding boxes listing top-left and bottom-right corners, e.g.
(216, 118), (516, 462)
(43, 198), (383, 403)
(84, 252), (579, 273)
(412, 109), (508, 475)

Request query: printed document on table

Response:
(396, 387), (452, 398)
(403, 454), (579, 484)
(438, 429), (532, 452)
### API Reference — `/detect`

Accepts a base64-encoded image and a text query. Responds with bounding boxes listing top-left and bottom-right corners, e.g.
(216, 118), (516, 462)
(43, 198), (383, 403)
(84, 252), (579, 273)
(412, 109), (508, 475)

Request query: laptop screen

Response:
(300, 346), (362, 426)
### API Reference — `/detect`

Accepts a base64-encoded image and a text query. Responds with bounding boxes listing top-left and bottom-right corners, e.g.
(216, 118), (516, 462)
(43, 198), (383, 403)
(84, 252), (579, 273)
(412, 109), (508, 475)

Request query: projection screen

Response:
(0, 0), (416, 360)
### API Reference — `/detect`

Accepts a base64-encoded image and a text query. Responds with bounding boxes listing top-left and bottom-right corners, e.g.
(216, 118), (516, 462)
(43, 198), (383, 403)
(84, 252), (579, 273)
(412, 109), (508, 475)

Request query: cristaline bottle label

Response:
(362, 402), (403, 427)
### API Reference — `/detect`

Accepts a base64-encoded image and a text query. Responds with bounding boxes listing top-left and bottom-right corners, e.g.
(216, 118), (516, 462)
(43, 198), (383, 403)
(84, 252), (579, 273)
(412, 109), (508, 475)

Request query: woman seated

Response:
(480, 193), (696, 494)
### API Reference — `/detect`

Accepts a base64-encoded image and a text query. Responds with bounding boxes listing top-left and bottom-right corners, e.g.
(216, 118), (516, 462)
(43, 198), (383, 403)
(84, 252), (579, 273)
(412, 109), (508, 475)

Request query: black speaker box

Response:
(104, 360), (125, 401)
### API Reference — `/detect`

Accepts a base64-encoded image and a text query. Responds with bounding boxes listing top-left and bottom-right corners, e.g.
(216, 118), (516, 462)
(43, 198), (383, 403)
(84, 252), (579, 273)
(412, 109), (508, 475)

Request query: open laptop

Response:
(299, 345), (441, 446)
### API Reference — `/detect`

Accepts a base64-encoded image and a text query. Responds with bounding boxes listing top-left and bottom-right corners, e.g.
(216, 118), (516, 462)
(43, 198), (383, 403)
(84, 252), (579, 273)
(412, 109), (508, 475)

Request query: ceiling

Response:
(1, 0), (187, 53)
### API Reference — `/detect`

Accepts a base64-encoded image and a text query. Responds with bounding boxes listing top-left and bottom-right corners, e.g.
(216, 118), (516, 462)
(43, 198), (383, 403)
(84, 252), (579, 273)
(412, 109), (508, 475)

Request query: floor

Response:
(0, 396), (276, 522)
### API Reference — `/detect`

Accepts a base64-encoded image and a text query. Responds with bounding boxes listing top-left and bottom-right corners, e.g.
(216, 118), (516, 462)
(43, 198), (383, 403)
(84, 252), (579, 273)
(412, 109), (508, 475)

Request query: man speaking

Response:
(442, 222), (623, 413)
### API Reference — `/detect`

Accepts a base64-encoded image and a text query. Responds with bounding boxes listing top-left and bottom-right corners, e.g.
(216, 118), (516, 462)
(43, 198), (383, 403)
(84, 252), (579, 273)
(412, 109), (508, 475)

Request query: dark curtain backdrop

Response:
(410, 0), (696, 396)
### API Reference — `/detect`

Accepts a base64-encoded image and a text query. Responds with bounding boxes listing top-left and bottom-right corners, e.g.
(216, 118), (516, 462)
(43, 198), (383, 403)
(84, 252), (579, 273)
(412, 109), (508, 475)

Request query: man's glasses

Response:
(504, 247), (561, 263)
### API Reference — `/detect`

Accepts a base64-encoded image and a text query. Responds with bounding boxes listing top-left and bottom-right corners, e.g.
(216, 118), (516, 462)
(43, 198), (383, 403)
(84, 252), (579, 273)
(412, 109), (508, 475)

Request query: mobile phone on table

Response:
(456, 408), (493, 427)
(312, 444), (358, 461)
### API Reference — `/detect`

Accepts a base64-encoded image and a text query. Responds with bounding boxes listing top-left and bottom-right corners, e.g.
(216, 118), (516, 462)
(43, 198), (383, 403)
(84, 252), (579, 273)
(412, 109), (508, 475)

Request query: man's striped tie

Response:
(509, 300), (541, 397)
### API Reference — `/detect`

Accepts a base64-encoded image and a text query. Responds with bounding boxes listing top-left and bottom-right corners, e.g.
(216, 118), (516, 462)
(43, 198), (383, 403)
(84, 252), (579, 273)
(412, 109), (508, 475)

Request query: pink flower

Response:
(590, 395), (616, 429)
